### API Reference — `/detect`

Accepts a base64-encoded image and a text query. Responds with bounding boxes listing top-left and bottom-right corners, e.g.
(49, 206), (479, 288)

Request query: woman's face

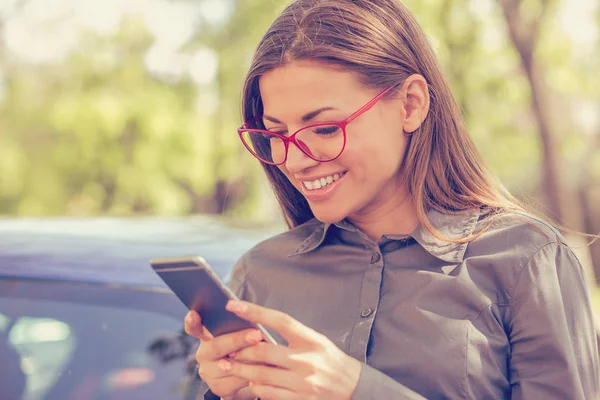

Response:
(259, 60), (427, 223)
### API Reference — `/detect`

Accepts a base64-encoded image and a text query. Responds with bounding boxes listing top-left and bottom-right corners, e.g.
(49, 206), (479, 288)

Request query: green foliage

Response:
(0, 0), (598, 220)
(1, 16), (245, 216)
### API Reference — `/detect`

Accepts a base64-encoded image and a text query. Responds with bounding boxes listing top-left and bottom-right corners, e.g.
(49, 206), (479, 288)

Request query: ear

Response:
(399, 74), (430, 133)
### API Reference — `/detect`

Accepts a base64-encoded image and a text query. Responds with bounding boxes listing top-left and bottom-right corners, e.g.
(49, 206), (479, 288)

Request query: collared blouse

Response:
(208, 209), (599, 399)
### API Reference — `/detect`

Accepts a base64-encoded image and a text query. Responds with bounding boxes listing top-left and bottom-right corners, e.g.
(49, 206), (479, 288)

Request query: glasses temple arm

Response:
(345, 86), (396, 124)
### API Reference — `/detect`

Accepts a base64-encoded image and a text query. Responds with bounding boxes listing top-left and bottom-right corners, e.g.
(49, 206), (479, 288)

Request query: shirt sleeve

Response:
(227, 255), (248, 300)
(507, 242), (599, 399)
(351, 364), (427, 399)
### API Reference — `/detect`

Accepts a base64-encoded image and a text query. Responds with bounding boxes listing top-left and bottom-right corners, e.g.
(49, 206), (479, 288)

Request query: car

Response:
(0, 217), (279, 400)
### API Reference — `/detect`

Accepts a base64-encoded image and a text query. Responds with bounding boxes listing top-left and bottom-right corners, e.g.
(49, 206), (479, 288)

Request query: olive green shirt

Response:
(214, 209), (599, 399)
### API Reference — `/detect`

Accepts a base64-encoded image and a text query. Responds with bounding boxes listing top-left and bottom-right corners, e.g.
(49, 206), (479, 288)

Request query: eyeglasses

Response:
(237, 85), (397, 166)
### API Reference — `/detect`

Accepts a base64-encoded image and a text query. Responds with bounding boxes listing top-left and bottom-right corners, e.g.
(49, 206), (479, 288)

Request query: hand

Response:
(184, 311), (260, 400)
(220, 300), (362, 400)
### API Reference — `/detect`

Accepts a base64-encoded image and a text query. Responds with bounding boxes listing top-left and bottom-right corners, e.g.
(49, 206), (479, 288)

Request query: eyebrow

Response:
(263, 107), (337, 125)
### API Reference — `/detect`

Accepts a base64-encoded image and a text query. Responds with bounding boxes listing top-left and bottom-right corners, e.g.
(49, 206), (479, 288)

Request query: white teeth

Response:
(303, 172), (345, 191)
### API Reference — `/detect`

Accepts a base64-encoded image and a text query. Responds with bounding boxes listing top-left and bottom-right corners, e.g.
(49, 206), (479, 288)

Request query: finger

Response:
(202, 376), (249, 398)
(226, 301), (321, 345)
(232, 342), (294, 369)
(201, 373), (248, 397)
(232, 386), (256, 399)
(197, 328), (265, 362)
(250, 384), (298, 400)
(197, 359), (242, 382)
(184, 311), (213, 341)
(226, 361), (298, 391)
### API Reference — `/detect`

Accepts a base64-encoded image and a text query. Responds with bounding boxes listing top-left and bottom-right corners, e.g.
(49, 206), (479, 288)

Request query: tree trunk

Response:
(498, 0), (597, 290)
(579, 184), (600, 281)
(498, 0), (567, 225)
(576, 127), (600, 282)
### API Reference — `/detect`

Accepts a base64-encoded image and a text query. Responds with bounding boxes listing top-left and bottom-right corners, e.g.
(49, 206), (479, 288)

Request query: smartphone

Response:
(150, 256), (277, 344)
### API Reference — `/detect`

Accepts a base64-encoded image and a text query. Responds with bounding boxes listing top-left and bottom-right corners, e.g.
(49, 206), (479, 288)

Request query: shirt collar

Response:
(289, 208), (482, 263)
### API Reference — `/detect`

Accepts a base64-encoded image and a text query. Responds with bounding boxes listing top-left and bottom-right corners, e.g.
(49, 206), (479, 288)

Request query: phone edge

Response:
(150, 256), (279, 345)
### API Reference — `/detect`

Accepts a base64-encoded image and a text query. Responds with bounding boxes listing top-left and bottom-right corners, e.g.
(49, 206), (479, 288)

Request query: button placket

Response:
(346, 243), (384, 362)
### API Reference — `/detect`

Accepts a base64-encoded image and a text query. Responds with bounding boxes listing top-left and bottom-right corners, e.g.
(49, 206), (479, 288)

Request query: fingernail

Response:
(186, 312), (198, 325)
(227, 301), (247, 313)
(245, 330), (262, 344)
(217, 359), (232, 372)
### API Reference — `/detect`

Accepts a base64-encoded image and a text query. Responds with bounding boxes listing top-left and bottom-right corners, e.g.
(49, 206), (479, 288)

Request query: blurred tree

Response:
(0, 15), (254, 216)
(1, 0), (599, 266)
(576, 5), (600, 280)
(497, 0), (600, 282)
(180, 0), (288, 220)
(498, 0), (568, 224)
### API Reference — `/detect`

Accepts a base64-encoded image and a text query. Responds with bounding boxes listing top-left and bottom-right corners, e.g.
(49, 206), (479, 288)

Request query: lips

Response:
(302, 172), (346, 191)
(299, 171), (347, 201)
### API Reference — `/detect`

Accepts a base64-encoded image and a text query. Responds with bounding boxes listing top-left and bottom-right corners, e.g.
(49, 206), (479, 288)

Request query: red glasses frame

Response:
(237, 85), (397, 166)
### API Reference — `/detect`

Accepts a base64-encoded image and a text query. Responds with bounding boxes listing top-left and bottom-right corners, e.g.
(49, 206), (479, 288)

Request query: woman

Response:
(184, 0), (599, 399)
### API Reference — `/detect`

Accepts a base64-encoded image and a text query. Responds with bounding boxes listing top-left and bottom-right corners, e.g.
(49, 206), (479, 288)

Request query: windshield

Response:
(0, 294), (197, 400)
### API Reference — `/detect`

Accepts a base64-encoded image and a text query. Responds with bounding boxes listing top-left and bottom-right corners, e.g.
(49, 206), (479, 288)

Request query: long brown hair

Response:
(241, 0), (525, 241)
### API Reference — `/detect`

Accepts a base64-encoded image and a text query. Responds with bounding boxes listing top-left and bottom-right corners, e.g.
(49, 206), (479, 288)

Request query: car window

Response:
(0, 296), (197, 400)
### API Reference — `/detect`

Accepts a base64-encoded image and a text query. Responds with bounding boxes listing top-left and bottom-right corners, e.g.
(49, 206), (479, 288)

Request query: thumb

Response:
(184, 310), (213, 341)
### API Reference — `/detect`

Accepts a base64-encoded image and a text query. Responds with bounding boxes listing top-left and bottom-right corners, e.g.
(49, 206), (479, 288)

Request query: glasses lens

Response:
(295, 124), (344, 161)
(240, 130), (286, 164)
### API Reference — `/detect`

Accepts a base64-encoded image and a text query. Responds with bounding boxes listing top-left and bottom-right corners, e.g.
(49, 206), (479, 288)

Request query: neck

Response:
(347, 187), (419, 242)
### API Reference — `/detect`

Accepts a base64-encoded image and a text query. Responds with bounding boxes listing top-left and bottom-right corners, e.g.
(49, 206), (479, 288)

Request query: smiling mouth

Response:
(302, 172), (346, 191)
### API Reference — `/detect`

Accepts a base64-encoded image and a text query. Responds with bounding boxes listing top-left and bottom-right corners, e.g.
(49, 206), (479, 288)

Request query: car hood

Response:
(0, 216), (282, 288)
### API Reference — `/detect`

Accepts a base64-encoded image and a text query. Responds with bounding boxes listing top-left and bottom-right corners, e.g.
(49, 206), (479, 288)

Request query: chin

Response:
(309, 203), (349, 224)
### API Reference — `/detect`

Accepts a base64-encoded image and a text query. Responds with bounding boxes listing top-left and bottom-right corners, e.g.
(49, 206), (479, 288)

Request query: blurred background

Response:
(0, 0), (599, 285)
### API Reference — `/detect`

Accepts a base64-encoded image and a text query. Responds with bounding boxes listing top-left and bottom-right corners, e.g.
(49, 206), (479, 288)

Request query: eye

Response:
(261, 131), (283, 140)
(313, 125), (340, 135)
(264, 127), (288, 136)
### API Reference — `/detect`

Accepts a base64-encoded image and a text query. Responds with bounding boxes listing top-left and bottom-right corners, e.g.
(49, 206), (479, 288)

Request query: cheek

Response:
(343, 126), (407, 178)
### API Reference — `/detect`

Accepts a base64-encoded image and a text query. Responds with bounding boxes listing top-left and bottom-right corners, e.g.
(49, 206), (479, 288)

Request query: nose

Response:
(285, 141), (319, 174)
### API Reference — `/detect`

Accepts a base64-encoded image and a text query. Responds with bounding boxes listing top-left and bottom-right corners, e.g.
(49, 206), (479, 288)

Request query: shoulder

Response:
(237, 218), (323, 268)
(468, 210), (568, 264)
(464, 210), (582, 303)
(228, 219), (324, 303)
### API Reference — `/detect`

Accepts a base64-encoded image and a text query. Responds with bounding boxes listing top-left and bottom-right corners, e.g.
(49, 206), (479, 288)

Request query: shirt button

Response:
(361, 307), (374, 318)
(370, 252), (381, 263)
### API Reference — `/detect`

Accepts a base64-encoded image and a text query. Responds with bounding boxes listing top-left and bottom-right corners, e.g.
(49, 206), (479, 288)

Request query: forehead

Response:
(259, 61), (364, 116)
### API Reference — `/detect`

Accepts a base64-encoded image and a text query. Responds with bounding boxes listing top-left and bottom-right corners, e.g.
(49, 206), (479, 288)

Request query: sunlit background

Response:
(1, 0), (599, 287)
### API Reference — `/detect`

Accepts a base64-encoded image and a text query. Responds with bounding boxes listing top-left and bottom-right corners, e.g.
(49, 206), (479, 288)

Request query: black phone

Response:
(150, 256), (277, 344)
